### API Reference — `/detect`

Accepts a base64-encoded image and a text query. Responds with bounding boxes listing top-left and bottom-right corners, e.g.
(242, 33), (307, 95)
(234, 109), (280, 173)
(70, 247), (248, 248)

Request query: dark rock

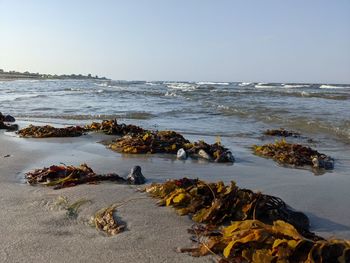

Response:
(127, 166), (145, 185)
(215, 150), (235, 163)
(4, 115), (15, 122)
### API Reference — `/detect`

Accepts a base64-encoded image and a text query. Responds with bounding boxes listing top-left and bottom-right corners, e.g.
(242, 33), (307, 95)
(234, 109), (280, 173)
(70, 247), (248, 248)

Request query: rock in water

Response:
(198, 149), (211, 160)
(177, 148), (187, 160)
(127, 166), (145, 185)
(216, 151), (235, 163)
(312, 156), (334, 170)
(4, 115), (15, 122)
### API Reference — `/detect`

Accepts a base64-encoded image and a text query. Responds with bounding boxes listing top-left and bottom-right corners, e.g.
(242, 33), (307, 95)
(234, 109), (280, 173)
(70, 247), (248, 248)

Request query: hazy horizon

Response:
(1, 0), (349, 84)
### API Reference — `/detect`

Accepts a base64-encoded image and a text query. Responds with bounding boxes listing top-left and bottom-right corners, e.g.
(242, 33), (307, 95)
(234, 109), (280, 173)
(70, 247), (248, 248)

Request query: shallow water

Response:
(1, 79), (350, 175)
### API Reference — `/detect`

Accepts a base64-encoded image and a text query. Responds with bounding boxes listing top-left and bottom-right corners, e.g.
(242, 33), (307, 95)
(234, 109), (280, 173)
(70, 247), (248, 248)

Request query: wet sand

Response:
(1, 130), (350, 262)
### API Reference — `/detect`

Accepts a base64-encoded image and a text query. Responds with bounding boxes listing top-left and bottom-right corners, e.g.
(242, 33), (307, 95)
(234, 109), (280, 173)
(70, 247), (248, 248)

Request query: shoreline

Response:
(1, 129), (350, 262)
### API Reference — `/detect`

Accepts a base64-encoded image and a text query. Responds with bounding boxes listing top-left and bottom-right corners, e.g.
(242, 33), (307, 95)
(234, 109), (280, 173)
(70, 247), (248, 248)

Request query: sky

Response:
(0, 0), (349, 83)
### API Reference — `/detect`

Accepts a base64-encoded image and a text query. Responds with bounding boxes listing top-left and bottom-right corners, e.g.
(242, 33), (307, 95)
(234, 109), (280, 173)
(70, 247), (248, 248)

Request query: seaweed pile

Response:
(18, 124), (86, 138)
(264, 128), (300, 138)
(85, 119), (146, 135)
(183, 221), (350, 262)
(253, 139), (334, 170)
(92, 204), (125, 236)
(147, 179), (350, 262)
(0, 112), (18, 131)
(25, 163), (126, 189)
(109, 130), (190, 154)
(145, 178), (311, 236)
(17, 119), (234, 162)
(109, 133), (234, 163)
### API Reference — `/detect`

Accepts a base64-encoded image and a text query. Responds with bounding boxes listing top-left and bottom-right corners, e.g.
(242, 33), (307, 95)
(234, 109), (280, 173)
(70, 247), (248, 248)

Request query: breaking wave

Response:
(196, 81), (229, 85)
(319, 84), (350, 89)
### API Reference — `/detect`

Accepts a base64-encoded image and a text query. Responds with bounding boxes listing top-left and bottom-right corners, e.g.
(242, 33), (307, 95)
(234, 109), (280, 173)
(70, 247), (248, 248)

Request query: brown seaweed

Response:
(18, 124), (86, 138)
(145, 178), (313, 236)
(109, 133), (234, 163)
(25, 163), (126, 189)
(183, 221), (350, 262)
(85, 119), (146, 135)
(264, 128), (301, 137)
(92, 204), (125, 236)
(253, 139), (334, 170)
(17, 119), (234, 162)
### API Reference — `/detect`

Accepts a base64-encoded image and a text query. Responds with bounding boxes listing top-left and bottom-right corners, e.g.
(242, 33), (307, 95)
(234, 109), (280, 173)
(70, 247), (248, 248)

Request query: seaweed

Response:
(264, 128), (301, 138)
(17, 124), (86, 138)
(109, 133), (234, 163)
(25, 163), (126, 189)
(182, 221), (350, 262)
(145, 179), (313, 237)
(146, 179), (350, 262)
(85, 119), (146, 135)
(55, 196), (92, 219)
(92, 204), (125, 236)
(17, 119), (234, 162)
(253, 139), (334, 170)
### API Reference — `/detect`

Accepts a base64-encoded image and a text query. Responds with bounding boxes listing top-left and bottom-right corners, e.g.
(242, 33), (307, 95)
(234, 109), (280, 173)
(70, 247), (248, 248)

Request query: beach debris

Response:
(177, 148), (188, 160)
(253, 139), (334, 170)
(181, 220), (350, 262)
(264, 128), (301, 137)
(0, 112), (18, 131)
(145, 178), (311, 235)
(17, 124), (86, 138)
(92, 204), (125, 236)
(127, 166), (146, 185)
(25, 163), (129, 189)
(55, 196), (91, 219)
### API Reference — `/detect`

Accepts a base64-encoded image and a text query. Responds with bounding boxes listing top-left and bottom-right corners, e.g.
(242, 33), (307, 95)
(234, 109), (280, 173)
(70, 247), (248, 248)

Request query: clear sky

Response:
(0, 0), (349, 83)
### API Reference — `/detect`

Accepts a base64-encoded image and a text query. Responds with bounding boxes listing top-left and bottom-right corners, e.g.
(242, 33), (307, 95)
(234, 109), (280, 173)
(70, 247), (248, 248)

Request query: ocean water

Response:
(1, 79), (349, 145)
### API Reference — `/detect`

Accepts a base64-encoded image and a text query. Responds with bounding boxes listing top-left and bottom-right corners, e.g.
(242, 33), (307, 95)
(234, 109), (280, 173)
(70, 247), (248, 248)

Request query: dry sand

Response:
(1, 130), (350, 262)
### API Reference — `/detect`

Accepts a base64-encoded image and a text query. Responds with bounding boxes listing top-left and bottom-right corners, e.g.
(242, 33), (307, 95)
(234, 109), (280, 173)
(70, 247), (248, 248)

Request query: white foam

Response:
(146, 82), (160, 86)
(238, 82), (252, 86)
(320, 85), (350, 89)
(255, 84), (276, 89)
(196, 81), (229, 85)
(166, 83), (197, 91)
(282, 84), (310, 88)
(165, 91), (178, 97)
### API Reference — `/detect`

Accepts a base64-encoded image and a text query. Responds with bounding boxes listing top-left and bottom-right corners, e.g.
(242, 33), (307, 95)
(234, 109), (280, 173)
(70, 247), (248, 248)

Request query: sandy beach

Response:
(1, 125), (350, 262)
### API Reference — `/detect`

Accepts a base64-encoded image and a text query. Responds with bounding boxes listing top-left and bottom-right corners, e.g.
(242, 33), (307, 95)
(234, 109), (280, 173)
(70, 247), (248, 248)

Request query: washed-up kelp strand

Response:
(92, 204), (125, 236)
(145, 178), (313, 236)
(109, 130), (190, 154)
(18, 124), (86, 138)
(85, 119), (146, 135)
(253, 139), (334, 170)
(182, 221), (350, 263)
(25, 164), (126, 189)
(109, 133), (234, 163)
(264, 128), (301, 138)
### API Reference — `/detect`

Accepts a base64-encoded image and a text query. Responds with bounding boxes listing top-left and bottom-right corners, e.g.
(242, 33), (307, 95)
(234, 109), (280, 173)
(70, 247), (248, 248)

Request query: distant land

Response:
(0, 69), (108, 80)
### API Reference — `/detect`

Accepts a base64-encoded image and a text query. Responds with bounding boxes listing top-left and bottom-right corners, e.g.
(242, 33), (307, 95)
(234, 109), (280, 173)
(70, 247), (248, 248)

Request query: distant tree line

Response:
(0, 69), (108, 80)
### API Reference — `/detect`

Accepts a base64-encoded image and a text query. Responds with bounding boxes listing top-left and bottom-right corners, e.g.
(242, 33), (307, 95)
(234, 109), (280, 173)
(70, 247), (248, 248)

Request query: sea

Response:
(1, 79), (349, 145)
